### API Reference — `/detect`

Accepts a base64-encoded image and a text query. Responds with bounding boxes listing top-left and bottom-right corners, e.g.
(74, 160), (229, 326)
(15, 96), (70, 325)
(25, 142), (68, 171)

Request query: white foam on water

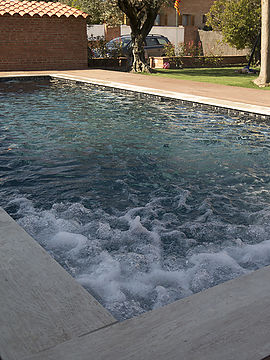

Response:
(11, 193), (270, 321)
(49, 232), (88, 256)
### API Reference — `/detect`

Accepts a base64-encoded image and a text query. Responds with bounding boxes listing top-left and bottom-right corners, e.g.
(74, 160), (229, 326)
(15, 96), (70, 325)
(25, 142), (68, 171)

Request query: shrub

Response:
(88, 36), (108, 58)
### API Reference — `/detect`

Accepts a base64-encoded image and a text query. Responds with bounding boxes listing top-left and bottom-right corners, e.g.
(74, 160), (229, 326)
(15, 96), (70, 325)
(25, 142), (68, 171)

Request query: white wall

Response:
(86, 24), (185, 45)
(120, 25), (184, 45)
(87, 25), (105, 39)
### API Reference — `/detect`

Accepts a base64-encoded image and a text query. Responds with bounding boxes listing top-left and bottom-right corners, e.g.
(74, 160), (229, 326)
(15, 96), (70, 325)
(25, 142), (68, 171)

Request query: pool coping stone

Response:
(53, 73), (270, 120)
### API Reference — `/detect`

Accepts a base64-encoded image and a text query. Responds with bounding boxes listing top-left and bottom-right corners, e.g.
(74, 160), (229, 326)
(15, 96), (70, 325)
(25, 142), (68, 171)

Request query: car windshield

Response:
(107, 37), (131, 48)
(157, 37), (169, 45)
(145, 38), (159, 46)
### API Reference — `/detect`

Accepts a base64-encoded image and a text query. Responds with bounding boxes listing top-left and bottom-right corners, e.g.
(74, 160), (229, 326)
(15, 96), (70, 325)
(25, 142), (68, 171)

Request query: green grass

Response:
(144, 67), (270, 90)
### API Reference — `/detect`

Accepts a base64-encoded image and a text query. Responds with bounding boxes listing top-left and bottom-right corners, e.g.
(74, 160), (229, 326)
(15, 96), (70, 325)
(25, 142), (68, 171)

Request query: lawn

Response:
(145, 67), (270, 90)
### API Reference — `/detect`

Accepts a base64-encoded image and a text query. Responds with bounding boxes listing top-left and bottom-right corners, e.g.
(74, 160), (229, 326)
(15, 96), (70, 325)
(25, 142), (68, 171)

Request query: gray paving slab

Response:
(24, 264), (270, 360)
(0, 208), (116, 360)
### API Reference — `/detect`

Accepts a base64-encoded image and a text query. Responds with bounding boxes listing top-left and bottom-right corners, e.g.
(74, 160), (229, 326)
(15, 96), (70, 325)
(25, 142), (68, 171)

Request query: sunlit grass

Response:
(144, 67), (270, 90)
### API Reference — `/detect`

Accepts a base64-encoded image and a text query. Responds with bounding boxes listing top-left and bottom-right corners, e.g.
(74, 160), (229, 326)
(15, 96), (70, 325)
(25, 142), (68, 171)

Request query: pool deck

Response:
(1, 70), (270, 360)
(0, 69), (269, 116)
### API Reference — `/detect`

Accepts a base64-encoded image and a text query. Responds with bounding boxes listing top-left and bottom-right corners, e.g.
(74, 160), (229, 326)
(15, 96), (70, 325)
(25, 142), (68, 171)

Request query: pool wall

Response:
(53, 73), (270, 121)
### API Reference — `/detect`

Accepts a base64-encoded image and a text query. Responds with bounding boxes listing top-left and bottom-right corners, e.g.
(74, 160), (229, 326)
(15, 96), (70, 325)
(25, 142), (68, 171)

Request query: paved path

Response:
(0, 69), (269, 108)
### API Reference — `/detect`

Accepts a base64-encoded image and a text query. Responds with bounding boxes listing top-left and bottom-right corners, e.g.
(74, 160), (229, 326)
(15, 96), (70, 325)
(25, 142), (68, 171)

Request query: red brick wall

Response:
(0, 14), (88, 71)
(105, 25), (121, 42)
(180, 0), (214, 16)
(184, 25), (199, 44)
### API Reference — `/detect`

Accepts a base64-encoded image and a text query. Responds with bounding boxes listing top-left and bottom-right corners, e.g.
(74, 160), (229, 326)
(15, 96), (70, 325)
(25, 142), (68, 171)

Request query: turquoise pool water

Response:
(1, 79), (270, 320)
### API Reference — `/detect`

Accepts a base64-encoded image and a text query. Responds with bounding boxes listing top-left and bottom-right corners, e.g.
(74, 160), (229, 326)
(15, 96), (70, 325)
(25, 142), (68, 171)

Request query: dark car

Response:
(106, 34), (170, 58)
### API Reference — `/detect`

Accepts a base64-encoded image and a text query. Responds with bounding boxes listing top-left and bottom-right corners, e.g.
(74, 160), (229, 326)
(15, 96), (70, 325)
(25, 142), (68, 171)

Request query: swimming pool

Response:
(1, 78), (270, 320)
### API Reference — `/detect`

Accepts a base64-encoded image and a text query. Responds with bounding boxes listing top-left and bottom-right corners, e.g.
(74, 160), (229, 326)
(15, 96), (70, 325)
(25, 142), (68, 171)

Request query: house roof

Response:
(0, 0), (89, 18)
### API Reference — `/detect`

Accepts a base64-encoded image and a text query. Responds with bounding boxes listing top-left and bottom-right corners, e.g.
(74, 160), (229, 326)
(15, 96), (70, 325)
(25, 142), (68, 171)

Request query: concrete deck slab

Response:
(24, 264), (270, 360)
(0, 208), (116, 360)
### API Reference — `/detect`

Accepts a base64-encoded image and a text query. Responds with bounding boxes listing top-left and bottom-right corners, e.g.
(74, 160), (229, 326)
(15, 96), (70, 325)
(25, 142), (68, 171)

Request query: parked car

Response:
(106, 34), (170, 58)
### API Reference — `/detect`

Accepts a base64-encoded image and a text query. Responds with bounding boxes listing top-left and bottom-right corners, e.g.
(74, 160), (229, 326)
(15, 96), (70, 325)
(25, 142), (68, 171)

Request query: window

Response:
(145, 38), (159, 46)
(157, 38), (169, 45)
(182, 14), (194, 26)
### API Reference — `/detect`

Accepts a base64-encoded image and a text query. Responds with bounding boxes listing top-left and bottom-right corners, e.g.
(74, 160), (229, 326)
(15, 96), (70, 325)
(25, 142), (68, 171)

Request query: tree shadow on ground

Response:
(155, 68), (255, 79)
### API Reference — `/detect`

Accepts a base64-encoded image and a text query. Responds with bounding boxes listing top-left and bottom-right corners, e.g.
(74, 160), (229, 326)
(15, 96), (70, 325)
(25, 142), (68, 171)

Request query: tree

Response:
(117, 0), (166, 72)
(64, 0), (169, 72)
(206, 0), (261, 59)
(64, 0), (123, 25)
(254, 0), (270, 86)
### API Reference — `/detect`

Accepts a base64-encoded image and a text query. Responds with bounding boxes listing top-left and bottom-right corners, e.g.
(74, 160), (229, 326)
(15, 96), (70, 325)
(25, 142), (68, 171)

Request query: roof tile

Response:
(0, 0), (88, 18)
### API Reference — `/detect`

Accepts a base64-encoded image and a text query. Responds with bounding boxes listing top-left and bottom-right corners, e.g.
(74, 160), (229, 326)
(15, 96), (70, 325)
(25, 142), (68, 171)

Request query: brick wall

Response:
(161, 0), (214, 28)
(179, 0), (214, 28)
(0, 14), (88, 71)
(184, 25), (199, 44)
(105, 25), (121, 42)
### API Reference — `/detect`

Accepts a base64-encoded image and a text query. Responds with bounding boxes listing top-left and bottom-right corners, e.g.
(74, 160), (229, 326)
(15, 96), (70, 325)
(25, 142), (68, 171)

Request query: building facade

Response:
(0, 0), (89, 71)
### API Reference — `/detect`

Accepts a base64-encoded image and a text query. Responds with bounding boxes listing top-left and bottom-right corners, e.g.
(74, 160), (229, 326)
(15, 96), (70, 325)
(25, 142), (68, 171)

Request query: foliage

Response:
(163, 43), (176, 57)
(206, 0), (261, 52)
(88, 36), (125, 59)
(164, 41), (203, 57)
(63, 0), (123, 25)
(88, 36), (107, 58)
(179, 41), (203, 57)
(163, 41), (229, 68)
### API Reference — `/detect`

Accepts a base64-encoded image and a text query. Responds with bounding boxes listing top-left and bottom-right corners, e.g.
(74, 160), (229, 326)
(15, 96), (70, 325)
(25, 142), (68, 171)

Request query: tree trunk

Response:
(117, 0), (163, 73)
(131, 33), (151, 72)
(254, 0), (270, 86)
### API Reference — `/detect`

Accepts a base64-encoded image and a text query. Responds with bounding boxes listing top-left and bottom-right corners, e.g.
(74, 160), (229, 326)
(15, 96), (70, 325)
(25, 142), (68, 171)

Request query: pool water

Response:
(1, 79), (270, 320)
